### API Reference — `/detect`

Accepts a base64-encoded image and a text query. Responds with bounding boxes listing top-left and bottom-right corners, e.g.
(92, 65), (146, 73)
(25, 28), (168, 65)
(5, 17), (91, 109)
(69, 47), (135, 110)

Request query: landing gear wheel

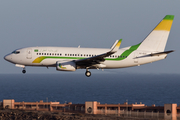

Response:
(85, 71), (91, 77)
(22, 69), (26, 74)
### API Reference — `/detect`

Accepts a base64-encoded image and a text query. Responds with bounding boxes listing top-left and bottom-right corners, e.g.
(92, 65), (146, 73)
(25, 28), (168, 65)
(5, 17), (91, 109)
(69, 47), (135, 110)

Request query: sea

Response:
(0, 73), (180, 106)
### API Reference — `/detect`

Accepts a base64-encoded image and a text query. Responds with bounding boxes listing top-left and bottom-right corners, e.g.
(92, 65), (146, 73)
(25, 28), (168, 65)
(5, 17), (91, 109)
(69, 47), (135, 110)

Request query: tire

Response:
(85, 71), (91, 77)
(22, 70), (26, 74)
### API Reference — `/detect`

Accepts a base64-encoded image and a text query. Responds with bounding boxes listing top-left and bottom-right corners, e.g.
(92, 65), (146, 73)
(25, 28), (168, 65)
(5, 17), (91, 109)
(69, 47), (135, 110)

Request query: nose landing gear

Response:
(22, 68), (26, 74)
(15, 64), (26, 74)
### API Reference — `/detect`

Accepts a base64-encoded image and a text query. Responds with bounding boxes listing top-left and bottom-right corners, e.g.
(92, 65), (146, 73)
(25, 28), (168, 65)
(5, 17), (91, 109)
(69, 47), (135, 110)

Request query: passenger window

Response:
(44, 53), (46, 55)
(47, 53), (49, 55)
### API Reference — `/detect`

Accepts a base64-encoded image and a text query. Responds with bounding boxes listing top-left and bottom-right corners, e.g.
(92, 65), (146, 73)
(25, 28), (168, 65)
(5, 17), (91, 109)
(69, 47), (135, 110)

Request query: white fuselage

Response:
(4, 46), (167, 69)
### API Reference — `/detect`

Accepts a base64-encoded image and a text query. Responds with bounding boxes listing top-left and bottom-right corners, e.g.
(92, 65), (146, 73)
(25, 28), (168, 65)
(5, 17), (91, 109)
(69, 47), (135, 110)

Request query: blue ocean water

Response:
(0, 73), (180, 106)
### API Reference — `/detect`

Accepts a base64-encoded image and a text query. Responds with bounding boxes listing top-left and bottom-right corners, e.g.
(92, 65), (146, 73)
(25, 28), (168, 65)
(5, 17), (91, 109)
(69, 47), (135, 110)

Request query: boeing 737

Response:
(4, 15), (174, 77)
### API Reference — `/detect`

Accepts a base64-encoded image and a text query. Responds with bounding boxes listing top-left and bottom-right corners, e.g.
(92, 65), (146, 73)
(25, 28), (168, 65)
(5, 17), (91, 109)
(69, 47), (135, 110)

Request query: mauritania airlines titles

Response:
(4, 15), (174, 77)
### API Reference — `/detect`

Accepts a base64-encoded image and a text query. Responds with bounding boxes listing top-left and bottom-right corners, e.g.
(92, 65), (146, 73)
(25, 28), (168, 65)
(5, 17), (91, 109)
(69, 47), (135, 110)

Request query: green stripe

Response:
(163, 15), (174, 20)
(34, 49), (38, 52)
(105, 43), (141, 61)
(33, 43), (141, 63)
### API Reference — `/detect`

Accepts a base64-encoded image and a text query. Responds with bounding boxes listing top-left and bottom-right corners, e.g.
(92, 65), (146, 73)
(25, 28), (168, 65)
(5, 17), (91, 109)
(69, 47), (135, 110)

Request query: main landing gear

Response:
(85, 68), (91, 77)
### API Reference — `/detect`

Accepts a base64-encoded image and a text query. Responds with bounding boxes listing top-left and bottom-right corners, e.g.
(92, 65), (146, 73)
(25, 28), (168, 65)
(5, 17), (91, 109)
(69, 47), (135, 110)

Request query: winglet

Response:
(110, 39), (122, 53)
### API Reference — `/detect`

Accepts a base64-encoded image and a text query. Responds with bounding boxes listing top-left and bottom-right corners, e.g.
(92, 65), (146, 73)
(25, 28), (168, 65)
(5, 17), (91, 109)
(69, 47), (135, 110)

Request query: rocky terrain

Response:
(0, 109), (164, 120)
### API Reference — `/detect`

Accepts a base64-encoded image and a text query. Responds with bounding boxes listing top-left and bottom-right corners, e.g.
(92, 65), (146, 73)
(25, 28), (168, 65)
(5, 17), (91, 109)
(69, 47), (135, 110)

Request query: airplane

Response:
(4, 15), (174, 77)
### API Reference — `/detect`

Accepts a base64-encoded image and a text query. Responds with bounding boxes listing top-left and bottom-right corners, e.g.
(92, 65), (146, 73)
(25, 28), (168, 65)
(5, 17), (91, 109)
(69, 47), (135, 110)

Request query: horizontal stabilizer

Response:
(135, 50), (174, 59)
(150, 50), (174, 56)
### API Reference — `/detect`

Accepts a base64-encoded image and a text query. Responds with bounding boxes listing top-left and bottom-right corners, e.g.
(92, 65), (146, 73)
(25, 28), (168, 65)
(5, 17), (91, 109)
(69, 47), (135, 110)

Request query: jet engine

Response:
(56, 61), (76, 71)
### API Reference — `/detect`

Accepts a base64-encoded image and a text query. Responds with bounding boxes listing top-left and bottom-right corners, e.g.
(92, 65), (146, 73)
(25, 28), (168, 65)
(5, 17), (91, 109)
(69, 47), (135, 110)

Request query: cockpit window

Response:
(12, 50), (20, 54)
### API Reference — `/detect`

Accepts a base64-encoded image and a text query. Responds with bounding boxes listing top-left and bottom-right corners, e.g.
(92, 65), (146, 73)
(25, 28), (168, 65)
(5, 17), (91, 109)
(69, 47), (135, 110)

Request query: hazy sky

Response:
(1, 0), (180, 74)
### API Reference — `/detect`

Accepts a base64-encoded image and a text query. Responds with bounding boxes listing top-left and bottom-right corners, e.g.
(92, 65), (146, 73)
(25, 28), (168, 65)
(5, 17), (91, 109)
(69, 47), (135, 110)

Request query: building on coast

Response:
(2, 99), (179, 120)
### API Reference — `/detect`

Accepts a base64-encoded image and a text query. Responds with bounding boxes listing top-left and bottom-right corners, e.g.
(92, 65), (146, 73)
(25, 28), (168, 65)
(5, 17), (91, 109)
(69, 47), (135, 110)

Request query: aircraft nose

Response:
(4, 54), (12, 62)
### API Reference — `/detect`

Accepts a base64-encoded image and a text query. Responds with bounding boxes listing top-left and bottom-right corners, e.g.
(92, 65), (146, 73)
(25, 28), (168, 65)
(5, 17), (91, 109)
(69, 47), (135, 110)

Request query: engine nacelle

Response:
(56, 61), (76, 71)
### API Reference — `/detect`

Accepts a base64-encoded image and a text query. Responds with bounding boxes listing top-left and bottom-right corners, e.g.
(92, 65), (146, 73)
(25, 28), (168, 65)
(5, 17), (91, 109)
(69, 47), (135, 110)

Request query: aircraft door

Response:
(27, 49), (32, 59)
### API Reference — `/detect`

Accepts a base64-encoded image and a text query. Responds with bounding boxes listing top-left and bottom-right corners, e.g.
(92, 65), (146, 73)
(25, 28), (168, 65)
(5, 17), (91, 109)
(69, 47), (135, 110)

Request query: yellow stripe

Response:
(154, 20), (173, 31)
(32, 57), (45, 63)
(114, 39), (122, 49)
(115, 41), (121, 48)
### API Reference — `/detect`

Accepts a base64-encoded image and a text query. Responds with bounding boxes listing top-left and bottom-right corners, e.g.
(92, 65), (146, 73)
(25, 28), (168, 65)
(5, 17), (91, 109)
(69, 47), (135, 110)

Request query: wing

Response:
(75, 39), (122, 68)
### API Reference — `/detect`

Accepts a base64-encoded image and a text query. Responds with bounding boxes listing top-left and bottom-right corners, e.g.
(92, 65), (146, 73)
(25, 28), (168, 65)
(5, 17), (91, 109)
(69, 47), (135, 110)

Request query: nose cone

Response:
(4, 54), (12, 62)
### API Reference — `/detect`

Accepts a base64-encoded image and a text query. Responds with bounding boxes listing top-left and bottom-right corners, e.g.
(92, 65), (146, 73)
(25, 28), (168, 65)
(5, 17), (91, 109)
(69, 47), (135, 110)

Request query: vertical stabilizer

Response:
(137, 15), (174, 52)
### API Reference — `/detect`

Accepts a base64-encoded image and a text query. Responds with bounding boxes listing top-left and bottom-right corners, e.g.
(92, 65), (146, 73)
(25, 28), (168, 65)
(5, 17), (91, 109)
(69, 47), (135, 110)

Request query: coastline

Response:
(0, 109), (161, 120)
